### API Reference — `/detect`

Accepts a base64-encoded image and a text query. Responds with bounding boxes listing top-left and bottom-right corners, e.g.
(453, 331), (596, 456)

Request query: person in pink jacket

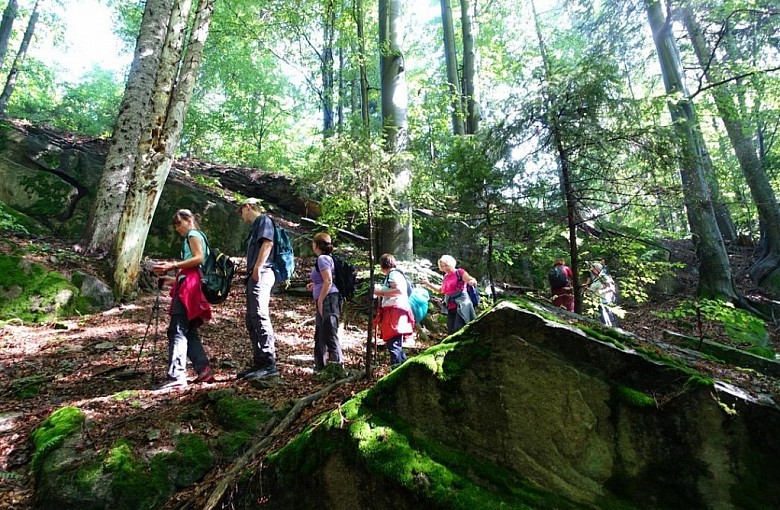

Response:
(152, 209), (214, 390)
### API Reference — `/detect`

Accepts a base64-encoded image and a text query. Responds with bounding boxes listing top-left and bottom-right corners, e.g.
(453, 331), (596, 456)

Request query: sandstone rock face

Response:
(257, 302), (780, 510)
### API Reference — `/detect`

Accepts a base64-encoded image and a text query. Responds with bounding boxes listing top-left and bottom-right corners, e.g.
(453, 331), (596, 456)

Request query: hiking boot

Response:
(193, 365), (214, 384)
(243, 365), (279, 381)
(154, 378), (187, 391)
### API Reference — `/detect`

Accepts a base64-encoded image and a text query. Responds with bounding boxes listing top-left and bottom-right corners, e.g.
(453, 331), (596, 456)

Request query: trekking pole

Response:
(132, 277), (164, 384)
(150, 278), (164, 387)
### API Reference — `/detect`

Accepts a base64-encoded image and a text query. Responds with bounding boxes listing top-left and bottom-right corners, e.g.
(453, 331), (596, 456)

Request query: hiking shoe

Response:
(154, 378), (187, 391)
(243, 365), (279, 381)
(193, 366), (214, 384)
(236, 366), (258, 380)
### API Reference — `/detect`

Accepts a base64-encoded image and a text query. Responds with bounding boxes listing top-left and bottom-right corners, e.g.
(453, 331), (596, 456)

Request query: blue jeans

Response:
(167, 293), (209, 382)
(246, 267), (276, 369)
(386, 334), (407, 366)
(314, 293), (343, 371)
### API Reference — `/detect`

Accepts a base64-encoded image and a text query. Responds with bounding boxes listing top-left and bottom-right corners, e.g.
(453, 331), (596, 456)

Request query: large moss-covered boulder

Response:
(0, 254), (80, 323)
(254, 301), (780, 510)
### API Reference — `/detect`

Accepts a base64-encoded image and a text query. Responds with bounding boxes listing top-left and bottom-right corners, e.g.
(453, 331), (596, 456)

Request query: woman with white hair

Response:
(421, 255), (477, 334)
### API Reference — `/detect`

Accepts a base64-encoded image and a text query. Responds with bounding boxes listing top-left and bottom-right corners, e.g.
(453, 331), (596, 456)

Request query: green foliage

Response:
(31, 406), (85, 472)
(655, 299), (769, 350)
(0, 201), (31, 235)
(49, 68), (123, 136)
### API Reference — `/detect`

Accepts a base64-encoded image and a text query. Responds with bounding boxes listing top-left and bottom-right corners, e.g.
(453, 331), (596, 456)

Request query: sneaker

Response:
(236, 366), (258, 380)
(154, 378), (187, 391)
(193, 366), (214, 384)
(243, 365), (279, 381)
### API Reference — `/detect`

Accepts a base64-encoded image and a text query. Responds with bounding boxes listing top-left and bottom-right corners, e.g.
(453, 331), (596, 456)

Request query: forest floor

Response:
(1, 234), (779, 509)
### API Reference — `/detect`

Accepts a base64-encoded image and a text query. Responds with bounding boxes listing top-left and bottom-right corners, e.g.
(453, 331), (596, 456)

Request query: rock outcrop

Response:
(253, 301), (780, 509)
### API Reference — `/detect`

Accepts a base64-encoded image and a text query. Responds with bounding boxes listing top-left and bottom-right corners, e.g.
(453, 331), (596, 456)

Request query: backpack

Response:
(456, 269), (480, 308)
(317, 255), (357, 301)
(271, 219), (295, 284)
(196, 234), (236, 305)
(387, 269), (429, 324)
(548, 265), (569, 290)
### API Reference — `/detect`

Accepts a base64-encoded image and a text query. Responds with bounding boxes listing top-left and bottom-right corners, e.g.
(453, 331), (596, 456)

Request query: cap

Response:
(237, 197), (264, 211)
(591, 262), (603, 271)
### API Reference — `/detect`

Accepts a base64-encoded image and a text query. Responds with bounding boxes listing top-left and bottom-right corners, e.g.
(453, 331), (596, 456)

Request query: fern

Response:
(0, 471), (23, 480)
(31, 435), (67, 472)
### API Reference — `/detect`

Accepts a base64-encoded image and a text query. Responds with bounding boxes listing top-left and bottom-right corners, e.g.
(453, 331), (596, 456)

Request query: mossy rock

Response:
(210, 390), (275, 432)
(0, 254), (81, 323)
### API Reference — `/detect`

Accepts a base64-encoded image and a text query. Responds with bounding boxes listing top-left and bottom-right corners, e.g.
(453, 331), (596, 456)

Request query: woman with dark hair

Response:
(373, 253), (413, 367)
(152, 209), (214, 390)
(306, 232), (344, 375)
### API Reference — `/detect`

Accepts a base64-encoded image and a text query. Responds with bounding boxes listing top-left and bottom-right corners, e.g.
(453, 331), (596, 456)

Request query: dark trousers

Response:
(385, 334), (407, 366)
(246, 267), (276, 369)
(446, 309), (467, 334)
(314, 293), (343, 370)
(167, 293), (209, 382)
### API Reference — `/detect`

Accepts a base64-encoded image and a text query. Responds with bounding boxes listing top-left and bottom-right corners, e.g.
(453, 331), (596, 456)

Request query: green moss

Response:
(745, 346), (775, 360)
(215, 431), (252, 460)
(165, 434), (213, 487)
(0, 255), (79, 323)
(111, 390), (140, 401)
(107, 440), (171, 510)
(615, 385), (656, 408)
(30, 406), (85, 472)
(212, 393), (275, 432)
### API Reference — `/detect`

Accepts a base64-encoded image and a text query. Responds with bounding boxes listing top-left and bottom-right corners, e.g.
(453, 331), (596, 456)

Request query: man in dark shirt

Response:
(237, 198), (278, 380)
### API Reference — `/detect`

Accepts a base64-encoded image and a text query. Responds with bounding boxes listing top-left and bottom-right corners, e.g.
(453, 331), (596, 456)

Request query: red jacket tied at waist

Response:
(169, 267), (212, 323)
(373, 305), (414, 342)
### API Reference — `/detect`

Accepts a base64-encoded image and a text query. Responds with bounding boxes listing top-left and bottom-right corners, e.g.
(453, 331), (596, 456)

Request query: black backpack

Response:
(317, 255), (356, 301)
(196, 234), (236, 304)
(548, 265), (569, 290)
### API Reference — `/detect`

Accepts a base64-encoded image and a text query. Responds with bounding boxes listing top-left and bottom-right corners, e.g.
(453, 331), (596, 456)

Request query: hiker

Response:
(306, 232), (344, 375)
(582, 262), (617, 326)
(421, 255), (477, 334)
(549, 258), (574, 312)
(373, 253), (413, 368)
(151, 209), (214, 390)
(237, 198), (278, 381)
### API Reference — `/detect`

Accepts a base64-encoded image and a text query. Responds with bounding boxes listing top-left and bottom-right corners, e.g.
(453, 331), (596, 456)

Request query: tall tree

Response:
(377, 0), (412, 259)
(440, 0), (464, 135)
(461, 0), (479, 133)
(683, 2), (780, 293)
(112, 0), (215, 298)
(645, 0), (740, 301)
(321, 0), (336, 135)
(0, 0), (40, 116)
(0, 0), (18, 71)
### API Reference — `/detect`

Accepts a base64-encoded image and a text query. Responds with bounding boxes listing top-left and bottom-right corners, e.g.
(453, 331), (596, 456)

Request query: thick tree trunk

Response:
(84, 0), (175, 254)
(113, 0), (215, 299)
(0, 0), (18, 70)
(683, 3), (780, 293)
(354, 0), (369, 131)
(646, 0), (738, 301)
(0, 0), (39, 116)
(461, 0), (479, 134)
(440, 0), (464, 135)
(378, 0), (412, 260)
(322, 0), (335, 136)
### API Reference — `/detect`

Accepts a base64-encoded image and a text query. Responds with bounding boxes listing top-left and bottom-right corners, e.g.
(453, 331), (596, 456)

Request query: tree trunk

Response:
(113, 0), (215, 299)
(440, 0), (464, 135)
(0, 0), (18, 70)
(461, 0), (479, 134)
(353, 0), (369, 131)
(84, 0), (175, 254)
(645, 0), (738, 301)
(322, 0), (335, 136)
(378, 0), (412, 260)
(683, 3), (780, 293)
(0, 0), (40, 116)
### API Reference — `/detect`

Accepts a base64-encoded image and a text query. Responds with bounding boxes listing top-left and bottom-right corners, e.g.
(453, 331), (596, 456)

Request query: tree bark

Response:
(440, 0), (464, 135)
(0, 0), (40, 116)
(321, 0), (335, 136)
(683, 3), (780, 293)
(113, 0), (215, 299)
(461, 0), (479, 134)
(645, 0), (738, 301)
(84, 0), (175, 254)
(378, 0), (412, 260)
(0, 0), (18, 70)
(353, 0), (370, 131)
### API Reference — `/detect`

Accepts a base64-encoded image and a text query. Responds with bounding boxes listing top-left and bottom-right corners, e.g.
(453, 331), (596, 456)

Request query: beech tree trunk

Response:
(353, 0), (369, 131)
(441, 0), (464, 135)
(461, 0), (479, 134)
(0, 0), (39, 116)
(378, 0), (412, 260)
(84, 0), (175, 254)
(0, 0), (18, 70)
(321, 0), (335, 136)
(683, 3), (780, 294)
(646, 0), (738, 301)
(112, 0), (215, 299)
